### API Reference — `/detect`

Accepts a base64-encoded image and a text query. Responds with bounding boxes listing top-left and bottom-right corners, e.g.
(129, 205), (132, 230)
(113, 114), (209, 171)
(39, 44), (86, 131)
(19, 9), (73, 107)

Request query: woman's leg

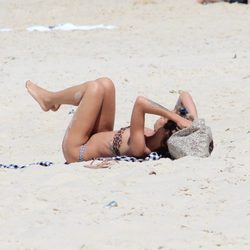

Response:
(26, 80), (95, 110)
(63, 78), (116, 162)
(26, 77), (116, 162)
(94, 77), (116, 132)
(26, 77), (115, 130)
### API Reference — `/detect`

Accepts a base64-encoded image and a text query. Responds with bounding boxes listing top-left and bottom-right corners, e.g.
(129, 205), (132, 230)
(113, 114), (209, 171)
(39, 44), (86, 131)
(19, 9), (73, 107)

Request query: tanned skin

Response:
(26, 77), (197, 163)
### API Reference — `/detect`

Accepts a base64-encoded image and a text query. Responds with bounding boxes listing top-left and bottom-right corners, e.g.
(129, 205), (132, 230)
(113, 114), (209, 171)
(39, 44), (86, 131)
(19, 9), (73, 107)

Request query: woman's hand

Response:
(154, 117), (168, 131)
(176, 117), (192, 129)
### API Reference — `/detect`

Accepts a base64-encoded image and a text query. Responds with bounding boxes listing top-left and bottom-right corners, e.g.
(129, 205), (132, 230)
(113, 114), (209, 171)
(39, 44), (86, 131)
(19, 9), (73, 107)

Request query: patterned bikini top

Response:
(112, 126), (130, 156)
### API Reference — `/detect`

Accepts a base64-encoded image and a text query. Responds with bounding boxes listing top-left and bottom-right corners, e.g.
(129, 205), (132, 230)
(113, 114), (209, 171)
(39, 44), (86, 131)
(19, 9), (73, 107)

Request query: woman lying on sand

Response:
(26, 77), (197, 163)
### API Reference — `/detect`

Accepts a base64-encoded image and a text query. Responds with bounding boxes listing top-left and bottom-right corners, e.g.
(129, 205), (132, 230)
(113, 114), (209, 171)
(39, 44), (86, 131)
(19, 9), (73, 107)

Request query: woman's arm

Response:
(174, 91), (198, 119)
(155, 91), (197, 131)
(128, 96), (192, 157)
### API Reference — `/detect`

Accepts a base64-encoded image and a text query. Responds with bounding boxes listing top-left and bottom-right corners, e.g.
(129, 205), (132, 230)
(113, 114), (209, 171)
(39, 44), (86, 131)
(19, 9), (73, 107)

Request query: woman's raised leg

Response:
(62, 80), (105, 162)
(26, 77), (116, 162)
(26, 78), (115, 129)
(26, 80), (94, 111)
(94, 77), (115, 132)
(62, 78), (116, 162)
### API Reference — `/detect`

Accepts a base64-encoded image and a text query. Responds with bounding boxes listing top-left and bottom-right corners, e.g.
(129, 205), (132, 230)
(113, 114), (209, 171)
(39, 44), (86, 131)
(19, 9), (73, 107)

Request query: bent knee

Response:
(97, 76), (113, 83)
(87, 80), (105, 96)
(96, 77), (115, 90)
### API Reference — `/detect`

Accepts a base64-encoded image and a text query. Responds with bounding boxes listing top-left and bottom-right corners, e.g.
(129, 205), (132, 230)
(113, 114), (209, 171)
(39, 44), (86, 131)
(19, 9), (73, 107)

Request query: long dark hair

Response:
(157, 120), (178, 158)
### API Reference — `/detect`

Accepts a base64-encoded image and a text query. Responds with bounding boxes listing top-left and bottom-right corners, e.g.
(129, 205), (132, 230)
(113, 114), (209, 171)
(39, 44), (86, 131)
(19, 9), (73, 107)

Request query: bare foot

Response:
(26, 80), (60, 111)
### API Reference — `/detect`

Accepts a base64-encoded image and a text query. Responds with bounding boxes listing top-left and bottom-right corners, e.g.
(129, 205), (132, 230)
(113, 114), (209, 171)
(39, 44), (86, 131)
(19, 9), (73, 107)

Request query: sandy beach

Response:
(0, 0), (250, 249)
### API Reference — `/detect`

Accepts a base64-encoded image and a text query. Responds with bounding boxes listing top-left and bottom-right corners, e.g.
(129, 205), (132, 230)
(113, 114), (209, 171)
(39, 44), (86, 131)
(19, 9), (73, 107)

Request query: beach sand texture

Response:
(0, 0), (250, 249)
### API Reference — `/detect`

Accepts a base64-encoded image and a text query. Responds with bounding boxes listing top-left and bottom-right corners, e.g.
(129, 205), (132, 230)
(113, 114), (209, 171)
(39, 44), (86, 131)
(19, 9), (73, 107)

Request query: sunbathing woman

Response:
(26, 77), (197, 163)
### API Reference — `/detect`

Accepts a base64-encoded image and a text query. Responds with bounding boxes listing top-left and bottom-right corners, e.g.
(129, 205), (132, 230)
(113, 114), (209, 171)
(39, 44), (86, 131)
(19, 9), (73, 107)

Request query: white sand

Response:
(0, 0), (250, 249)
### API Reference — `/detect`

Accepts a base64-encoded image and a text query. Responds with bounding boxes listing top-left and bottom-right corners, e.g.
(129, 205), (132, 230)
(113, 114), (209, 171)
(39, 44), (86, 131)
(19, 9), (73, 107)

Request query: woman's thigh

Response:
(62, 81), (105, 161)
(62, 78), (116, 162)
(93, 77), (116, 133)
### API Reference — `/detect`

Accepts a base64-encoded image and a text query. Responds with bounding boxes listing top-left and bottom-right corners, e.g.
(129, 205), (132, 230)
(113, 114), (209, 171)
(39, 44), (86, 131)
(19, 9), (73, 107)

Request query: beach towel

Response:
(97, 152), (161, 162)
(0, 161), (53, 169)
(0, 152), (162, 169)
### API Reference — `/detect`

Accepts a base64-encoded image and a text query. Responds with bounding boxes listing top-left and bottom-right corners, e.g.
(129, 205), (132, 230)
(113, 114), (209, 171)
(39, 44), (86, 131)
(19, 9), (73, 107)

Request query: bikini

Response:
(79, 126), (130, 161)
(111, 126), (130, 156)
(79, 144), (87, 162)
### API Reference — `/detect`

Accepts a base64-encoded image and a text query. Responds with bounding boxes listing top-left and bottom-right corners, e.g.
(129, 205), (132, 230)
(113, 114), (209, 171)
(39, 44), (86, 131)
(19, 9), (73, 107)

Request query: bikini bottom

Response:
(79, 144), (87, 162)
